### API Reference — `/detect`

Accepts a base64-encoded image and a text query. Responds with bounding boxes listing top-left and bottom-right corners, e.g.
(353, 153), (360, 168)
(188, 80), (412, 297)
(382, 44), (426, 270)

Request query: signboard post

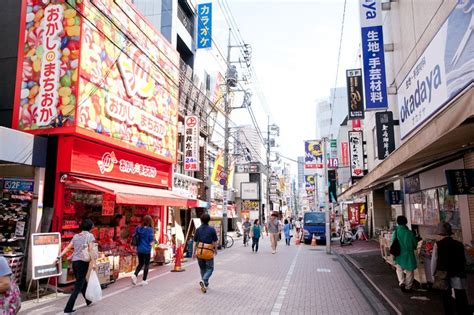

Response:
(197, 3), (212, 49)
(346, 69), (365, 119)
(184, 115), (200, 171)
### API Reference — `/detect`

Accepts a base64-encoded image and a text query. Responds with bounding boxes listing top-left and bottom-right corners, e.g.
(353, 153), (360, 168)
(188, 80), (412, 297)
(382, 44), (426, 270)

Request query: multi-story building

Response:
(339, 1), (473, 248)
(233, 125), (265, 164)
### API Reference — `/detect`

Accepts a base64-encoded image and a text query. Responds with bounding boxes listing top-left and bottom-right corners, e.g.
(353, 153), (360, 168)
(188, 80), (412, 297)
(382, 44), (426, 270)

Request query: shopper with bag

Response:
(193, 213), (218, 293)
(0, 256), (21, 314)
(391, 216), (417, 293)
(131, 215), (155, 286)
(431, 222), (468, 315)
(283, 219), (291, 246)
(57, 219), (97, 314)
(251, 219), (262, 253)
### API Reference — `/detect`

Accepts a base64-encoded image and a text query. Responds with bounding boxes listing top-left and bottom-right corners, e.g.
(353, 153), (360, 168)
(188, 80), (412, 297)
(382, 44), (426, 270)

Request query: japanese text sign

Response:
(359, 0), (388, 110)
(341, 142), (349, 166)
(304, 140), (324, 169)
(346, 69), (365, 119)
(384, 190), (403, 205)
(184, 115), (200, 171)
(446, 169), (474, 195)
(197, 3), (212, 49)
(32, 233), (61, 280)
(349, 131), (365, 178)
(375, 111), (395, 160)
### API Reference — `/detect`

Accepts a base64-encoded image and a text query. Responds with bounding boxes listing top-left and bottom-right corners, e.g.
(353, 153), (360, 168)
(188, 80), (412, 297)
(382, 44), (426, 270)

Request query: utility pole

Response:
(322, 137), (331, 254)
(265, 115), (271, 224)
(222, 28), (231, 246)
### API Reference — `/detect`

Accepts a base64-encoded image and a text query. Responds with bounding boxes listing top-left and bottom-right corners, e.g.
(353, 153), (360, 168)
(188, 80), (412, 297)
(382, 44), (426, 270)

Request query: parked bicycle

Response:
(340, 226), (355, 246)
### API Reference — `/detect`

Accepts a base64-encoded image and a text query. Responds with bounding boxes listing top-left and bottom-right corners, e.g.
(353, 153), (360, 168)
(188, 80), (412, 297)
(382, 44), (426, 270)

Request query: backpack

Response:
(131, 228), (140, 247)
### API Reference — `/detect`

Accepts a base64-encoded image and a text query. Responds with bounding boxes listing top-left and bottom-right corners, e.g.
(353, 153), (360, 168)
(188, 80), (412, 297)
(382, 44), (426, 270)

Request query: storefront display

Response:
(0, 178), (34, 283)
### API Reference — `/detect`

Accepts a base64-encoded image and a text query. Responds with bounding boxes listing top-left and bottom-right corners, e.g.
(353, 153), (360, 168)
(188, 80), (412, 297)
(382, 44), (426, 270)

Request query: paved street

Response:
(21, 237), (375, 314)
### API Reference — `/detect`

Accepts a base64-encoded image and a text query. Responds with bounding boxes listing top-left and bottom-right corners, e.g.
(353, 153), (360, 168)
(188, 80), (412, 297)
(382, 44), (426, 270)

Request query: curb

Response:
(333, 250), (397, 315)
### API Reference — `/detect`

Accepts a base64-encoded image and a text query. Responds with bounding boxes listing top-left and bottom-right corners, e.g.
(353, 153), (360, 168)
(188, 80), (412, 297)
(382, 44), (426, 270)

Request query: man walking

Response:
(267, 212), (281, 254)
(242, 217), (251, 246)
(193, 213), (218, 293)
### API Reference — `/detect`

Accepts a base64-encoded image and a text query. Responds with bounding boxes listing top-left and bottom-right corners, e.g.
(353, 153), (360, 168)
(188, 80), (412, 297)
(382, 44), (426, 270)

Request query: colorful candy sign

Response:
(15, 0), (180, 163)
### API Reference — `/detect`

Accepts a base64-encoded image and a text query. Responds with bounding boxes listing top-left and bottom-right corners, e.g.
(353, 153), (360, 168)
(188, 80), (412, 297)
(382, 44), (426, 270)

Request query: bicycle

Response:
(224, 234), (234, 248)
(340, 226), (355, 246)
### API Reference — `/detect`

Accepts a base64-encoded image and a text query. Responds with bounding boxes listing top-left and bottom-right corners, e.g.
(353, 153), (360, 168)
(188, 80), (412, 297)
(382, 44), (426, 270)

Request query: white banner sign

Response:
(349, 131), (364, 178)
(241, 182), (259, 200)
(397, 4), (473, 139)
(31, 233), (61, 280)
(184, 115), (200, 171)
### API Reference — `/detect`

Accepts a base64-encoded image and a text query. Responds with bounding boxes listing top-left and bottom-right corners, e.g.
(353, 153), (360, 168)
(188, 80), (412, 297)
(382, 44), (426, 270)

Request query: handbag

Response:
(0, 277), (21, 314)
(196, 242), (215, 260)
(432, 270), (449, 290)
(131, 230), (140, 247)
(390, 231), (401, 257)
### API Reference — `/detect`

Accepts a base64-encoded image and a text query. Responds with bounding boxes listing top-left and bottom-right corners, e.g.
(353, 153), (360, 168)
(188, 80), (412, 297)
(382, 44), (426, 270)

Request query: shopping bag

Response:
(85, 271), (102, 302)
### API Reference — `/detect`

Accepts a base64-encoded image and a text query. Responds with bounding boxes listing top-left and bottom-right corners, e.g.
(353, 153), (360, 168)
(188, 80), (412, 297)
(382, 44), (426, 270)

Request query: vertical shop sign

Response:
(346, 69), (365, 119)
(375, 111), (395, 159)
(37, 5), (64, 127)
(305, 175), (315, 196)
(349, 131), (364, 178)
(304, 140), (324, 169)
(341, 142), (349, 166)
(328, 170), (337, 203)
(359, 0), (388, 110)
(352, 119), (362, 130)
(330, 139), (338, 158)
(348, 203), (360, 225)
(184, 115), (200, 171)
(197, 3), (212, 49)
(102, 193), (115, 216)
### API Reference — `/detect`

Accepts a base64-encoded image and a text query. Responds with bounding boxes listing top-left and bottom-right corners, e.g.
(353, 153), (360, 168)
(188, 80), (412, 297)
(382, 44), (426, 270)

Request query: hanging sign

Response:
(197, 3), (212, 49)
(184, 115), (200, 171)
(349, 131), (364, 178)
(375, 111), (395, 160)
(102, 193), (115, 216)
(445, 169), (474, 195)
(359, 0), (388, 110)
(304, 140), (324, 169)
(341, 142), (349, 166)
(384, 190), (403, 205)
(31, 233), (61, 280)
(346, 69), (365, 119)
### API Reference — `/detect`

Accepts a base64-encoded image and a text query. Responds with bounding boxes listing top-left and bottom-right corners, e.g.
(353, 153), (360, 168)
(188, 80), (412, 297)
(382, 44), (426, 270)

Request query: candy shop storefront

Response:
(13, 0), (182, 285)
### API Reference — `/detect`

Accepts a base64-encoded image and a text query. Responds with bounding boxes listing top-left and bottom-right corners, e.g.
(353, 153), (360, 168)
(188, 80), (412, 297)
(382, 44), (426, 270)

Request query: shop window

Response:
(437, 186), (460, 229)
(409, 192), (424, 225)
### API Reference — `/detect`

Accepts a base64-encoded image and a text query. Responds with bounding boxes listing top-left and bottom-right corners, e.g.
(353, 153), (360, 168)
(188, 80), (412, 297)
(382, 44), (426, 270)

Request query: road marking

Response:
(271, 246), (301, 315)
(317, 268), (331, 273)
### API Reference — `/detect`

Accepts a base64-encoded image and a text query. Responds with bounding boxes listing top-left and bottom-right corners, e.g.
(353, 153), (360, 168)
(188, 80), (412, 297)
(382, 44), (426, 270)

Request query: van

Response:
(303, 212), (326, 244)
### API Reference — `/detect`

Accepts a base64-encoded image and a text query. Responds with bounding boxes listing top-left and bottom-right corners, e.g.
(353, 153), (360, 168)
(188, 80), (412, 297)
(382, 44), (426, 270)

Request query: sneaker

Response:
(400, 284), (407, 293)
(141, 280), (148, 286)
(272, 250), (276, 254)
(64, 310), (76, 314)
(199, 280), (207, 293)
(131, 274), (137, 285)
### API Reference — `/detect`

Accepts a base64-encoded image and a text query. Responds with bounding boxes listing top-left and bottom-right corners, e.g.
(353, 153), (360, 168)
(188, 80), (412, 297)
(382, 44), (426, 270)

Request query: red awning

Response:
(66, 176), (188, 207)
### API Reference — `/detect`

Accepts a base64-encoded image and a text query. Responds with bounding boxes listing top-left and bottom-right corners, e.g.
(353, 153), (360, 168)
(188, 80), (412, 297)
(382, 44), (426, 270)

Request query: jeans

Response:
(252, 237), (260, 252)
(134, 253), (151, 281)
(65, 260), (91, 312)
(442, 288), (468, 315)
(285, 237), (291, 245)
(197, 258), (214, 286)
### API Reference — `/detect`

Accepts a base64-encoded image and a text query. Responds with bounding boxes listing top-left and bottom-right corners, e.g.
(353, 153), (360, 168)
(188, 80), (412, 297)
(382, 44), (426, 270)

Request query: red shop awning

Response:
(66, 176), (188, 207)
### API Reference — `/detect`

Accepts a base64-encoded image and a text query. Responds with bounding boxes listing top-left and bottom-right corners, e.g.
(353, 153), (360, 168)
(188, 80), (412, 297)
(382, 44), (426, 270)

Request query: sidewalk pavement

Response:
(21, 236), (376, 314)
(333, 239), (445, 315)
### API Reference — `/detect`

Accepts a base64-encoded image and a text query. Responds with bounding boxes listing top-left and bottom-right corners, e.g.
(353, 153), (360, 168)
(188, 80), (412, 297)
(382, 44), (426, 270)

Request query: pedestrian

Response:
(242, 217), (251, 246)
(392, 215), (417, 293)
(251, 219), (262, 253)
(0, 256), (21, 314)
(267, 212), (282, 254)
(283, 219), (291, 246)
(131, 215), (155, 286)
(57, 219), (96, 314)
(295, 217), (302, 235)
(431, 222), (469, 315)
(193, 213), (218, 293)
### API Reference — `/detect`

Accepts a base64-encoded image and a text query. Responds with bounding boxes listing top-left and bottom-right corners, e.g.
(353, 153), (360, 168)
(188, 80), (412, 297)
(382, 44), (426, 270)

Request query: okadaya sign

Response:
(398, 4), (473, 139)
(31, 233), (61, 280)
(359, 0), (388, 110)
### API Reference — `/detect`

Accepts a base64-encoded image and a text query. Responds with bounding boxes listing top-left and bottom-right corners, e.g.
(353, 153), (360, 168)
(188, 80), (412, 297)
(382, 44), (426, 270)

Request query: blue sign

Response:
(3, 178), (34, 192)
(359, 0), (388, 110)
(197, 3), (212, 49)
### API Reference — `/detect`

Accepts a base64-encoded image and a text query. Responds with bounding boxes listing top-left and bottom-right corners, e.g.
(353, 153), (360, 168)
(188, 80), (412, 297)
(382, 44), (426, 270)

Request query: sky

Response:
(210, 0), (362, 175)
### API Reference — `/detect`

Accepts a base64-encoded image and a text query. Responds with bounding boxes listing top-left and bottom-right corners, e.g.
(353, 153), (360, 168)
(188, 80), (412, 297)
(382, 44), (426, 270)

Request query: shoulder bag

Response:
(81, 232), (91, 262)
(432, 270), (449, 290)
(195, 228), (215, 260)
(389, 230), (401, 257)
(131, 228), (140, 247)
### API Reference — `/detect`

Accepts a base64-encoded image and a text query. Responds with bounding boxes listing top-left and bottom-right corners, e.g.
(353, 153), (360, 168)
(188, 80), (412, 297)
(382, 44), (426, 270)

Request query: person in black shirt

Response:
(193, 213), (218, 293)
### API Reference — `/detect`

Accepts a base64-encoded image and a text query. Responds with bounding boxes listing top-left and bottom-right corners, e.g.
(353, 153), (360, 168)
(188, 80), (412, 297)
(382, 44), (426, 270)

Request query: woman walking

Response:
(57, 219), (96, 314)
(283, 219), (291, 246)
(392, 215), (417, 292)
(131, 215), (155, 286)
(251, 219), (262, 253)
